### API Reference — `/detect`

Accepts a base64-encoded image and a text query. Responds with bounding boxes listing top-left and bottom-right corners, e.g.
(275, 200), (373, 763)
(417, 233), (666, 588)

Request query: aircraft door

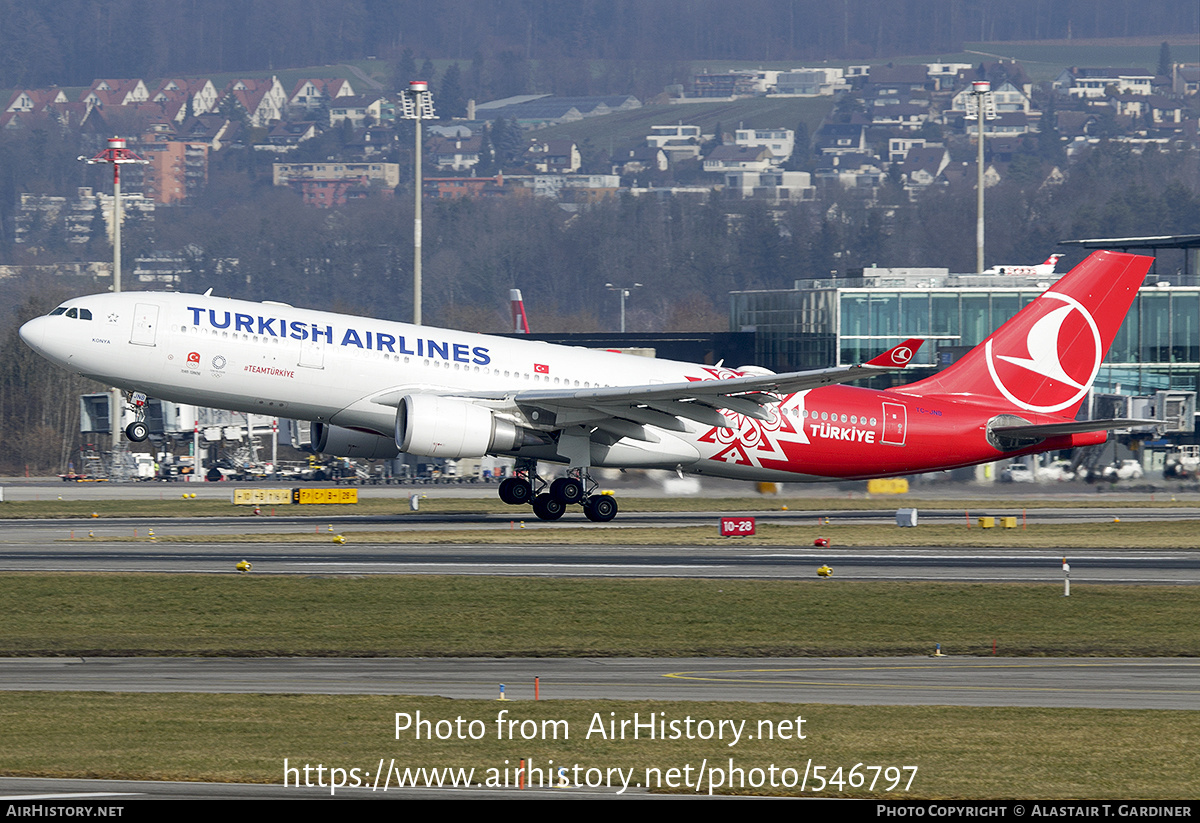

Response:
(130, 303), (160, 346)
(299, 337), (325, 369)
(881, 401), (907, 446)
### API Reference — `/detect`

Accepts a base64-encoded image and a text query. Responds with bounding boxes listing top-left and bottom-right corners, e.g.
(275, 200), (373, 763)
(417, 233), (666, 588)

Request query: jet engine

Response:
(396, 394), (524, 459)
(311, 422), (401, 459)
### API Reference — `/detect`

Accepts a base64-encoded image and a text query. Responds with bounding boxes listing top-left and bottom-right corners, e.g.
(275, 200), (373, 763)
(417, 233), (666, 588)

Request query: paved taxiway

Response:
(0, 522), (1197, 582)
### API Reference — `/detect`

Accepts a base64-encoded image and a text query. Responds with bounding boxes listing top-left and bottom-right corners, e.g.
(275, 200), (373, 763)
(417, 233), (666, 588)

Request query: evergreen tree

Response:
(1157, 41), (1173, 77)
(393, 48), (416, 91)
(439, 63), (467, 119)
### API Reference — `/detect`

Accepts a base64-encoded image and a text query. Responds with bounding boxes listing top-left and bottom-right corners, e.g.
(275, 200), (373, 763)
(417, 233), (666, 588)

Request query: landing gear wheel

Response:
(125, 421), (149, 442)
(550, 477), (584, 505)
(499, 477), (533, 505)
(532, 493), (566, 521)
(582, 494), (618, 523)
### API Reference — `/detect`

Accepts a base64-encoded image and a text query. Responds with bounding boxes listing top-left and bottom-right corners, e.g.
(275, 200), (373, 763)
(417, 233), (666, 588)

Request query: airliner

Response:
(984, 253), (1064, 276)
(19, 251), (1154, 522)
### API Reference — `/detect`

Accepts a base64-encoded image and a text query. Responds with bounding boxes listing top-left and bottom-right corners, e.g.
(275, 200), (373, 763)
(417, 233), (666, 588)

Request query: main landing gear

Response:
(123, 391), (150, 442)
(497, 460), (618, 523)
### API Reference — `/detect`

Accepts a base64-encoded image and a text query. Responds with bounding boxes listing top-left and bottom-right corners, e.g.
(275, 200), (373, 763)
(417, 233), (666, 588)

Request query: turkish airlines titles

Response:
(186, 306), (492, 366)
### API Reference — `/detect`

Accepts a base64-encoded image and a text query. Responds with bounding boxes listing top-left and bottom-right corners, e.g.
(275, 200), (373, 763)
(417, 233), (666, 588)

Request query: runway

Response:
(2, 656), (1196, 710)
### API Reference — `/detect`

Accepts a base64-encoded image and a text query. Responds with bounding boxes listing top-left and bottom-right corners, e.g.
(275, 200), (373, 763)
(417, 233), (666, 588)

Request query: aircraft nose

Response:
(18, 316), (46, 353)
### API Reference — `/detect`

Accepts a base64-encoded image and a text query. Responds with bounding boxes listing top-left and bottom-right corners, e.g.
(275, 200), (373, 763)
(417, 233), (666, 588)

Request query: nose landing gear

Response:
(124, 391), (150, 442)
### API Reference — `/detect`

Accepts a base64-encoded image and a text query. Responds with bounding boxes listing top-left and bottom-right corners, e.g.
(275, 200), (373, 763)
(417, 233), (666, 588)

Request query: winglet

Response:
(864, 338), (924, 368)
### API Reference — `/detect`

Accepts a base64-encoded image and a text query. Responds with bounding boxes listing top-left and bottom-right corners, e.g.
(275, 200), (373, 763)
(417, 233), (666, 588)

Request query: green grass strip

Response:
(3, 575), (1199, 657)
(0, 693), (1194, 798)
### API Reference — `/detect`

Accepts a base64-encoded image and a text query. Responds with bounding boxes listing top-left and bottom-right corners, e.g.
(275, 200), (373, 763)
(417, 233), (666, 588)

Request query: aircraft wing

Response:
(456, 338), (925, 437)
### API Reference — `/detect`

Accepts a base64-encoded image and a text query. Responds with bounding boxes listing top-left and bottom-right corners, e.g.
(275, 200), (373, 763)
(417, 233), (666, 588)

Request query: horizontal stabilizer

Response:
(992, 418), (1160, 438)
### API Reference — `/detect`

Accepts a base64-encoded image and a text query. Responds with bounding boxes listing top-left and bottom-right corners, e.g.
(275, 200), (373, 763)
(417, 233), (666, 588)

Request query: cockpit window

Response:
(50, 306), (92, 320)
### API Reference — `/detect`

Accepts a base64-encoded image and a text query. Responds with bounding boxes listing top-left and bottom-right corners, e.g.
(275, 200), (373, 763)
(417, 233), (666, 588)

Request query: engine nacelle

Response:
(396, 394), (521, 458)
(311, 422), (401, 459)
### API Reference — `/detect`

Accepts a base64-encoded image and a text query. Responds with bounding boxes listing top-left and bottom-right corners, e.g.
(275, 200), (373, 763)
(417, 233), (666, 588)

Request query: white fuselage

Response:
(23, 290), (814, 477)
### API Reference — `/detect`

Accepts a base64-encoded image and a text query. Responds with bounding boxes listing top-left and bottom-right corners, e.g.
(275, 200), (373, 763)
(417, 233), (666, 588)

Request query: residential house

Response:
(522, 139), (580, 173)
(815, 123), (869, 155)
(723, 170), (814, 202)
(151, 79), (219, 116)
(424, 175), (507, 199)
(288, 79), (355, 116)
(262, 121), (320, 151)
(221, 77), (287, 127)
(870, 103), (928, 131)
(703, 145), (775, 173)
(428, 135), (484, 172)
(814, 154), (885, 192)
(1055, 67), (1155, 98)
(646, 124), (705, 163)
(866, 65), (933, 96)
(177, 114), (240, 150)
(895, 145), (950, 197)
(347, 127), (399, 160)
(948, 81), (1031, 116)
(733, 128), (794, 160)
(925, 62), (973, 91)
(887, 137), (938, 164)
(691, 70), (763, 98)
(620, 147), (669, 176)
(329, 94), (391, 128)
(82, 79), (149, 109)
(5, 88), (68, 113)
(772, 68), (846, 96)
(273, 162), (400, 206)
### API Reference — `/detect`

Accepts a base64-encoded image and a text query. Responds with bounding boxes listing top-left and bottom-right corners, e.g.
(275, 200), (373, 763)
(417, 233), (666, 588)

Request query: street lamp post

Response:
(965, 81), (996, 275)
(605, 283), (642, 333)
(399, 81), (436, 326)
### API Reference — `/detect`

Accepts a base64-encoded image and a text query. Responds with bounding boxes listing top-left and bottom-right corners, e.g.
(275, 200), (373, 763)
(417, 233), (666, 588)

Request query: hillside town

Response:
(6, 54), (1198, 263)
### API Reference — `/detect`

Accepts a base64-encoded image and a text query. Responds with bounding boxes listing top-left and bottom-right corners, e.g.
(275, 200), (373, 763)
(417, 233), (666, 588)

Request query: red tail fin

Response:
(898, 251), (1151, 416)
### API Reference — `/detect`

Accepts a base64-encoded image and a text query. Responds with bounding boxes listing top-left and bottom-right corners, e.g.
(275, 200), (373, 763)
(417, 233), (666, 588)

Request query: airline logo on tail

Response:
(985, 292), (1101, 413)
(898, 251), (1151, 417)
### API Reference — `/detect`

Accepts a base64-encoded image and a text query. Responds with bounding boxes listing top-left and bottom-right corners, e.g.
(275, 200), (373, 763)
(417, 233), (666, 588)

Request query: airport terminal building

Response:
(730, 265), (1200, 398)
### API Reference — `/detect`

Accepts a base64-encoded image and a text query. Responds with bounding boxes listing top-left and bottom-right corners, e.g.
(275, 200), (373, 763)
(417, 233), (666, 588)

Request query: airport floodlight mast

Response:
(605, 282), (642, 333)
(80, 137), (148, 453)
(964, 81), (996, 275)
(400, 81), (435, 326)
(80, 137), (148, 294)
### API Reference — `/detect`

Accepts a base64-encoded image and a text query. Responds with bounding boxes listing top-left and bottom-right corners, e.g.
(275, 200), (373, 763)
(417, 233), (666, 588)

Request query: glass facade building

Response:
(732, 276), (1200, 396)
